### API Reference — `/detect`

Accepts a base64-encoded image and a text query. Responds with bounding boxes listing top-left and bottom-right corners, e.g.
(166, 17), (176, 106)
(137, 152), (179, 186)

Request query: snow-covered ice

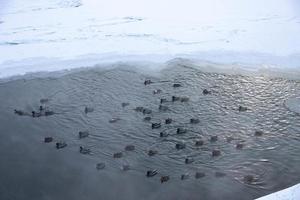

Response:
(0, 0), (300, 78)
(256, 184), (300, 200)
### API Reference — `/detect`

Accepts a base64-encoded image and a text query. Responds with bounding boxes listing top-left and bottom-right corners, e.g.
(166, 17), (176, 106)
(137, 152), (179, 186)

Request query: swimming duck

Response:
(32, 111), (42, 118)
(144, 116), (151, 121)
(190, 118), (200, 124)
(79, 146), (91, 154)
(148, 150), (158, 156)
(254, 130), (263, 136)
(79, 131), (89, 139)
(121, 103), (130, 107)
(160, 176), (170, 183)
(203, 89), (211, 95)
(125, 145), (135, 151)
(180, 97), (189, 102)
(14, 109), (26, 116)
(181, 174), (190, 180)
(84, 106), (94, 114)
(134, 106), (144, 112)
(210, 135), (218, 142)
(44, 137), (53, 143)
(160, 131), (169, 137)
(165, 118), (172, 124)
(243, 175), (255, 184)
(146, 169), (158, 177)
(172, 96), (180, 102)
(236, 143), (244, 149)
(39, 106), (45, 111)
(152, 123), (161, 129)
(195, 172), (205, 179)
(56, 142), (67, 149)
(173, 83), (182, 88)
(177, 128), (187, 134)
(113, 152), (123, 158)
(195, 140), (204, 146)
(142, 108), (152, 114)
(153, 89), (162, 94)
(175, 142), (186, 150)
(96, 163), (105, 170)
(144, 80), (153, 85)
(238, 106), (247, 112)
(212, 149), (221, 157)
(159, 105), (169, 111)
(185, 157), (194, 164)
(45, 111), (55, 116)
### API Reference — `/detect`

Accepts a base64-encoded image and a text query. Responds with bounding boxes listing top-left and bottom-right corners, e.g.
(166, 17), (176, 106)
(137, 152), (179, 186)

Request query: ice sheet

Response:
(0, 0), (299, 78)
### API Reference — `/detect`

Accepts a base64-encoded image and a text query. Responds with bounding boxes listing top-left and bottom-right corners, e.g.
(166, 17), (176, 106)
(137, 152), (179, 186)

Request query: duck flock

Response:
(14, 78), (264, 184)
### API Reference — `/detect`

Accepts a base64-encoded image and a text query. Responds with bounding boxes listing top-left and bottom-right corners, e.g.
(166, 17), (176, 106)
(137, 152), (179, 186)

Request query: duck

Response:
(56, 142), (67, 149)
(146, 169), (158, 177)
(113, 152), (123, 158)
(79, 131), (89, 139)
(181, 174), (190, 180)
(144, 80), (153, 85)
(177, 128), (187, 134)
(159, 105), (169, 111)
(96, 163), (105, 170)
(152, 123), (161, 129)
(84, 106), (94, 114)
(173, 83), (181, 88)
(212, 149), (221, 157)
(32, 111), (42, 118)
(254, 130), (263, 136)
(142, 108), (152, 115)
(210, 135), (218, 142)
(195, 172), (205, 179)
(160, 176), (170, 183)
(185, 157), (194, 164)
(14, 109), (27, 116)
(175, 142), (186, 150)
(121, 102), (130, 107)
(125, 145), (135, 151)
(165, 118), (172, 124)
(195, 140), (204, 146)
(238, 106), (247, 112)
(172, 96), (180, 102)
(203, 89), (211, 95)
(148, 150), (158, 156)
(79, 146), (91, 154)
(44, 137), (53, 143)
(190, 118), (200, 124)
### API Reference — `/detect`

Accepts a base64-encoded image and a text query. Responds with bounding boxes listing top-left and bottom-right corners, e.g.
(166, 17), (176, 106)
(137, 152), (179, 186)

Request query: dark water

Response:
(0, 64), (300, 200)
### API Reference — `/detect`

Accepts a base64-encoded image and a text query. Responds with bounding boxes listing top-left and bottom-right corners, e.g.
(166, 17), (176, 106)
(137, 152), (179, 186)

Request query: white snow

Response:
(256, 184), (300, 200)
(0, 0), (300, 78)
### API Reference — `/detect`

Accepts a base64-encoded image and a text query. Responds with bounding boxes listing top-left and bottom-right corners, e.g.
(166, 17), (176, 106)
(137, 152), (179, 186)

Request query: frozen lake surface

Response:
(0, 0), (300, 78)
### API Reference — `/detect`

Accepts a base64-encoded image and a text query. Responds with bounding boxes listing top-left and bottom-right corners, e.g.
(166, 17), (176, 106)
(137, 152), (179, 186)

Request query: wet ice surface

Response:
(0, 64), (300, 200)
(0, 0), (300, 78)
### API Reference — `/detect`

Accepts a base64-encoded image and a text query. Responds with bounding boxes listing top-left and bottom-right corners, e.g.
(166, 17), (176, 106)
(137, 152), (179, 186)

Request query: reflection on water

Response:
(0, 64), (300, 200)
